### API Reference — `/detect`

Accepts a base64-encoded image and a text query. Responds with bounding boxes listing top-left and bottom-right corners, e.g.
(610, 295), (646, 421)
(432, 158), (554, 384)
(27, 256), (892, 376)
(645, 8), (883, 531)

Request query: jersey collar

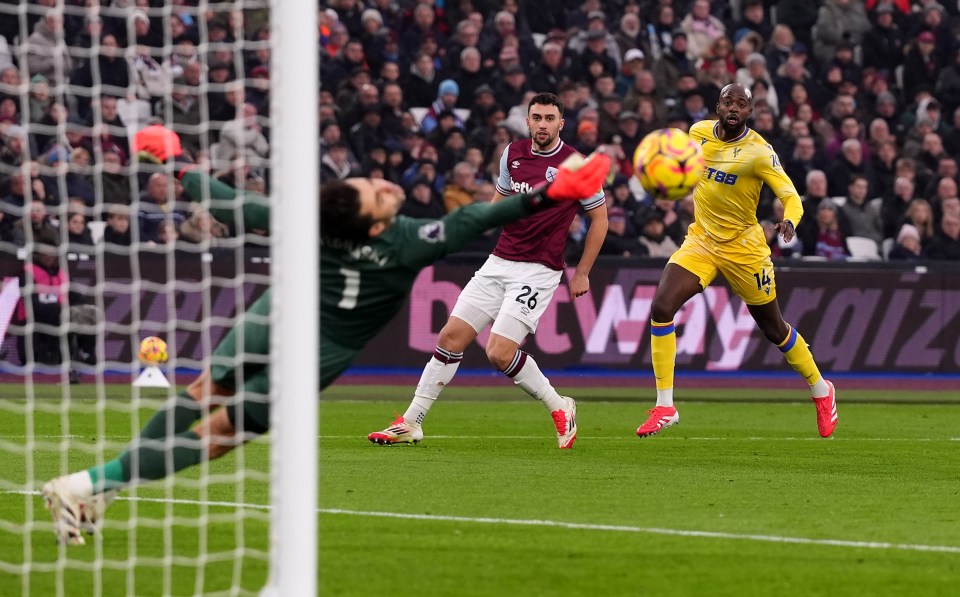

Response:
(531, 139), (564, 157)
(712, 122), (750, 143)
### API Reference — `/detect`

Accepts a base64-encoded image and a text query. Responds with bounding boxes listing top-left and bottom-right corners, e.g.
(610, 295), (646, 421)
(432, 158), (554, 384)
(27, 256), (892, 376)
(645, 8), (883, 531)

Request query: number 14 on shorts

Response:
(753, 269), (772, 295)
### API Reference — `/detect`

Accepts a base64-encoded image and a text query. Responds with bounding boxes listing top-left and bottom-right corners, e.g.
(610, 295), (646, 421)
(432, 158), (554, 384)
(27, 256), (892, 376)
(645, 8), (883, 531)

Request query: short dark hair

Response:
(527, 92), (564, 117)
(849, 173), (869, 186)
(320, 180), (375, 244)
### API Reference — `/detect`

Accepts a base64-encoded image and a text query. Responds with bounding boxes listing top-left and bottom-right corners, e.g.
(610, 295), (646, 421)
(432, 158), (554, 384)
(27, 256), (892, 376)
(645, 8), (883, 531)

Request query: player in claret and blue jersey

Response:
(369, 92), (609, 450)
(635, 83), (838, 439)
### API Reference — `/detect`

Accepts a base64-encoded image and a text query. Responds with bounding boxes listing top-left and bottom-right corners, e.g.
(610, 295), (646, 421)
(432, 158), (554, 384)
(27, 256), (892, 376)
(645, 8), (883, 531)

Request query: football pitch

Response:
(1, 382), (958, 596)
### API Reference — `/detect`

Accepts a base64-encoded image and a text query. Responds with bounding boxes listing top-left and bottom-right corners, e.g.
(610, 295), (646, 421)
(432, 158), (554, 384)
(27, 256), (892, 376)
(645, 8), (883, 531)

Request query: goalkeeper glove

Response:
(529, 150), (611, 205)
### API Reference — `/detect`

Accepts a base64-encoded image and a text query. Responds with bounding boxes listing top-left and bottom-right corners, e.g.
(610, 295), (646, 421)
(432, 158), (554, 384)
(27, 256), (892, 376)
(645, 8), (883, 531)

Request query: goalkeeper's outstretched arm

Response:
(178, 169), (271, 231)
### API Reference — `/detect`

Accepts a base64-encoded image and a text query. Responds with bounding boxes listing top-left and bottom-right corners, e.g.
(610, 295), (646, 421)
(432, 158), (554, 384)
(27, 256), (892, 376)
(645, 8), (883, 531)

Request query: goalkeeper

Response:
(41, 150), (612, 545)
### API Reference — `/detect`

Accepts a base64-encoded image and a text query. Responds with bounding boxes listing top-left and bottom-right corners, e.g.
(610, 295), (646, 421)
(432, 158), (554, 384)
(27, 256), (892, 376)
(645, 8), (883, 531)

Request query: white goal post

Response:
(265, 0), (318, 594)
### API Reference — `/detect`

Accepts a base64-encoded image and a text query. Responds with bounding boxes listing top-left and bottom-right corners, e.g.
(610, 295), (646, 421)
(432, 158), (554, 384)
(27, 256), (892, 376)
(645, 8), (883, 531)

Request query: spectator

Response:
(606, 175), (640, 237)
(321, 142), (357, 181)
(827, 138), (874, 197)
(813, 201), (849, 260)
(400, 3), (445, 60)
(679, 0), (726, 61)
(103, 205), (131, 246)
(652, 29), (691, 93)
(12, 199), (58, 247)
(530, 42), (570, 95)
(442, 161), (478, 213)
(839, 173), (883, 243)
(422, 80), (464, 135)
(600, 206), (644, 257)
(796, 170), (831, 255)
(812, 0), (872, 65)
(137, 173), (186, 244)
(936, 48), (960, 115)
(762, 25), (795, 75)
(26, 10), (75, 82)
(495, 66), (531, 120)
(214, 103), (268, 170)
(65, 211), (94, 250)
(614, 13), (645, 62)
(785, 136), (824, 196)
(399, 176), (444, 219)
(404, 52), (439, 108)
(825, 115), (870, 162)
(902, 32), (943, 100)
(888, 223), (925, 260)
(636, 206), (679, 258)
(862, 3), (905, 73)
(70, 34), (130, 121)
(925, 212), (960, 260)
(882, 175), (917, 238)
(871, 139), (899, 200)
(900, 198), (936, 248)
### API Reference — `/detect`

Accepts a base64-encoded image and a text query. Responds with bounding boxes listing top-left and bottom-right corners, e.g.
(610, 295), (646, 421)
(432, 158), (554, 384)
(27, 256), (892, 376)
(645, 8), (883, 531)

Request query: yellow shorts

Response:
(668, 221), (776, 305)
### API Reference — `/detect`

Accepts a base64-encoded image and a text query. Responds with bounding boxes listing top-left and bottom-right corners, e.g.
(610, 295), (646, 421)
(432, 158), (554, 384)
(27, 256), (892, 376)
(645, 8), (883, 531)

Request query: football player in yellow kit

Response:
(636, 83), (838, 439)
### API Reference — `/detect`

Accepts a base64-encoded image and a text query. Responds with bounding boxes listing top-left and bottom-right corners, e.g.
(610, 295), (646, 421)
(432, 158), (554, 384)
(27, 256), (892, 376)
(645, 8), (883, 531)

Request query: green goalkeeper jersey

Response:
(320, 201), (531, 350)
(180, 171), (535, 351)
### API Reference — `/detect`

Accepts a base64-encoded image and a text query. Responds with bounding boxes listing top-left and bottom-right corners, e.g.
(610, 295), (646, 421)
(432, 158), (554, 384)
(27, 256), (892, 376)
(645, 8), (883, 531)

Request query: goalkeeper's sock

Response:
(137, 390), (204, 441)
(87, 460), (126, 493)
(88, 431), (205, 492)
(651, 320), (677, 407)
(403, 348), (462, 426)
(778, 326), (829, 396)
(502, 350), (565, 412)
(118, 431), (204, 486)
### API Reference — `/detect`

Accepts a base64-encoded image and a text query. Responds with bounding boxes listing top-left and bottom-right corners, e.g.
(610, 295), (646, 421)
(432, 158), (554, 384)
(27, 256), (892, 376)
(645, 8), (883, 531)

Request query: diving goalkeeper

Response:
(41, 150), (612, 545)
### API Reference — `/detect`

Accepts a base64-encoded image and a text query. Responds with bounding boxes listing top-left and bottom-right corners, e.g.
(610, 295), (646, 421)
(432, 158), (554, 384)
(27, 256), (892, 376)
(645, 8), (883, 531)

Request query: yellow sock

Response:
(778, 326), (824, 388)
(650, 320), (676, 392)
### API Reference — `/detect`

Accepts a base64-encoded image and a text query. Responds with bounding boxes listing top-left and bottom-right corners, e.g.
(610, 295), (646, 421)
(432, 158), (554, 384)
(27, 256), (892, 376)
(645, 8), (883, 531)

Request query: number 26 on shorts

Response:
(515, 285), (540, 309)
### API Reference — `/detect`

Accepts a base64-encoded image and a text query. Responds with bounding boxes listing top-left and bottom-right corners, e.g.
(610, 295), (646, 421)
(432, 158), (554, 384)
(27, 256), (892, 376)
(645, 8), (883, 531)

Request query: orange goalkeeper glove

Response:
(537, 150), (611, 201)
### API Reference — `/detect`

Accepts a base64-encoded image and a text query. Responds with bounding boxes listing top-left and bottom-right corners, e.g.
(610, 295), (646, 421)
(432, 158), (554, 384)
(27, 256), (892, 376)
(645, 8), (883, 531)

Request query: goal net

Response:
(0, 1), (316, 595)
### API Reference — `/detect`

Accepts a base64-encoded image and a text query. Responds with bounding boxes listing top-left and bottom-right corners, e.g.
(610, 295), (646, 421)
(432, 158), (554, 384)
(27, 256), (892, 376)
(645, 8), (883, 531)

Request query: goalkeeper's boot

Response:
(812, 380), (838, 438)
(367, 416), (424, 445)
(552, 396), (578, 449)
(42, 476), (115, 545)
(635, 406), (680, 437)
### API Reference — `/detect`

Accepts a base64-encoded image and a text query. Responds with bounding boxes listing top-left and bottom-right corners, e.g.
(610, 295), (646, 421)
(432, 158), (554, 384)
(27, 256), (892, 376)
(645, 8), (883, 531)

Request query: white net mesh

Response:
(0, 1), (280, 594)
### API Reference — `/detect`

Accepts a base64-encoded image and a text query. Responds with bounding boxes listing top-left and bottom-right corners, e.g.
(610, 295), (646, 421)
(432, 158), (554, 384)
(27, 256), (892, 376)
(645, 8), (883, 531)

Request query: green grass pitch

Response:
(1, 382), (958, 596)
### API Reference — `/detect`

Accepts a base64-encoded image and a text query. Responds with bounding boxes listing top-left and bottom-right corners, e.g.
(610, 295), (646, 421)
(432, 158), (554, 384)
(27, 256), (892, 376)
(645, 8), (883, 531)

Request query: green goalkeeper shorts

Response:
(211, 289), (362, 434)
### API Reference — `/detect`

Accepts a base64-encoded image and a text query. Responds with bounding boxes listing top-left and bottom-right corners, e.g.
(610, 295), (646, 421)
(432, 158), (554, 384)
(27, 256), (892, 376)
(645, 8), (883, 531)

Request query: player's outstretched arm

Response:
(399, 151), (612, 265)
(178, 169), (271, 231)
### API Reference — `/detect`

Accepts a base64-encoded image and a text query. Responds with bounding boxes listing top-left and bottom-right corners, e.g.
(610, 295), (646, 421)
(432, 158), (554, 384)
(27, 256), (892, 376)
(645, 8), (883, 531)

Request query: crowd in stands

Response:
(320, 0), (960, 262)
(0, 0), (958, 264)
(0, 1), (270, 253)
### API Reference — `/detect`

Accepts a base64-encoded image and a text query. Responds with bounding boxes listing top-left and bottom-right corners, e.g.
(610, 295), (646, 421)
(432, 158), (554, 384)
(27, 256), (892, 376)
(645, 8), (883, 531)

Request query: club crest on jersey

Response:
(733, 147), (742, 158)
(511, 160), (520, 169)
(545, 166), (558, 182)
(417, 221), (446, 243)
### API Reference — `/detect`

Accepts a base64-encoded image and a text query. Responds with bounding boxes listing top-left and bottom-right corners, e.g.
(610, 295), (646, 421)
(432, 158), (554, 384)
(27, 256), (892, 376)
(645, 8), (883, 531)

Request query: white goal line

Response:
(7, 491), (959, 555)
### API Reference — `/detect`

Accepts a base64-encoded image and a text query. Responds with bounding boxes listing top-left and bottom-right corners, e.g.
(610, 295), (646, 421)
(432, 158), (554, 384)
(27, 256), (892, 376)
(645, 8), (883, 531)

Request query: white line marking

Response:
(326, 435), (960, 442)
(6, 491), (959, 554)
(2, 435), (958, 442)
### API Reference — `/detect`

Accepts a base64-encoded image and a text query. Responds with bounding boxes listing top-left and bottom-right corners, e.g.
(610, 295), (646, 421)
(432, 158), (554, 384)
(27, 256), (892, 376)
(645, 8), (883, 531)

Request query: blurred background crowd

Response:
(0, 0), (958, 263)
(319, 0), (960, 262)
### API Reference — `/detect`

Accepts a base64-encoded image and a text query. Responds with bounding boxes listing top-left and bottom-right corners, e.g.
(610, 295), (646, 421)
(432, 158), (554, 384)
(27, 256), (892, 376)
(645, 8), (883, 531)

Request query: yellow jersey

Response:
(687, 120), (803, 242)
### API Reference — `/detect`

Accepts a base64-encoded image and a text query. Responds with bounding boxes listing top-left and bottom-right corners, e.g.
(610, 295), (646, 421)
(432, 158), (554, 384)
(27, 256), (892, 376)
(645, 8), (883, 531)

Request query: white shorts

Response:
(450, 255), (563, 343)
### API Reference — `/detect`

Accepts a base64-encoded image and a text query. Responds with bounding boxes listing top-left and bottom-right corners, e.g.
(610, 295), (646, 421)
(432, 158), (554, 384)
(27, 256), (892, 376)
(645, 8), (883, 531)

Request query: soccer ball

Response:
(632, 128), (706, 200)
(139, 336), (168, 364)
